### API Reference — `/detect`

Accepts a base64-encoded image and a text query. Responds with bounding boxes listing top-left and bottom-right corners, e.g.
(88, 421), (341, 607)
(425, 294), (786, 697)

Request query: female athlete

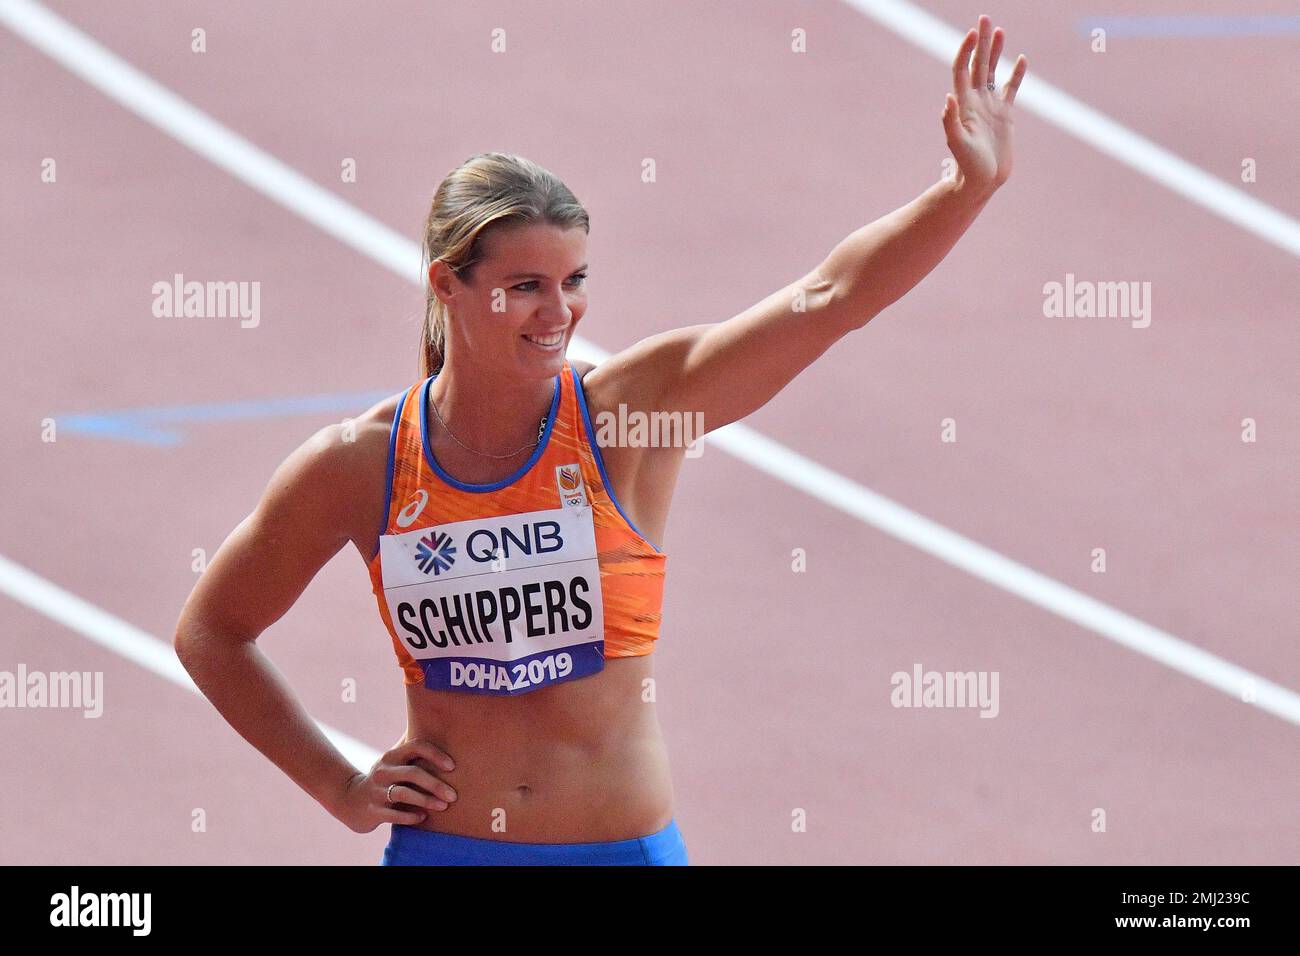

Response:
(174, 16), (1026, 865)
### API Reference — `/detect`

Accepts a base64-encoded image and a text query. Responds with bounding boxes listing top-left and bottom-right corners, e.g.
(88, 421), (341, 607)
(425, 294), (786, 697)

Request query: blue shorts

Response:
(380, 818), (689, 866)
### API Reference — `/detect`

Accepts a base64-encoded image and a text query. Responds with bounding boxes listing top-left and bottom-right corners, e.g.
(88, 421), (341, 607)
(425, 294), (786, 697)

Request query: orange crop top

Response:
(366, 359), (666, 695)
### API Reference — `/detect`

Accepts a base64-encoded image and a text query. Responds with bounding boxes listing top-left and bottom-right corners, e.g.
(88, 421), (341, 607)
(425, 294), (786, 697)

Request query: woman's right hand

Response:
(334, 738), (458, 833)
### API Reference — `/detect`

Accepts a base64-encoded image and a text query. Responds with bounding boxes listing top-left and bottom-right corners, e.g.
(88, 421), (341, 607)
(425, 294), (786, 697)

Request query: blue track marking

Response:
(1077, 15), (1300, 38)
(55, 390), (394, 445)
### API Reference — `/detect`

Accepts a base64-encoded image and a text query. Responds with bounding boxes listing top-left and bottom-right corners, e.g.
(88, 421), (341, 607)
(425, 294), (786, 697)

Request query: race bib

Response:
(378, 504), (605, 695)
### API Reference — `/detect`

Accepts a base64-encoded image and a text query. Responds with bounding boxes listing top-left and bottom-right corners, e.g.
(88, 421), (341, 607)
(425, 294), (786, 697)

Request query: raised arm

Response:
(589, 15), (1027, 431)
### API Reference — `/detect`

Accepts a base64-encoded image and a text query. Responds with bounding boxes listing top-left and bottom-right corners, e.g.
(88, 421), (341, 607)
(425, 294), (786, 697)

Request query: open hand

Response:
(942, 15), (1028, 195)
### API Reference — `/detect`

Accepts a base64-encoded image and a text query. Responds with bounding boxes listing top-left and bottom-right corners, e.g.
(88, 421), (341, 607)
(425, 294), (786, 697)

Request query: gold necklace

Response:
(429, 392), (547, 460)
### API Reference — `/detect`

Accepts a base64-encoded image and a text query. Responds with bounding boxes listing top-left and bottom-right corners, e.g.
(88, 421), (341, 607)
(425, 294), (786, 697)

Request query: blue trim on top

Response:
(371, 388), (409, 561)
(1074, 15), (1300, 38)
(570, 365), (663, 554)
(419, 371), (561, 493)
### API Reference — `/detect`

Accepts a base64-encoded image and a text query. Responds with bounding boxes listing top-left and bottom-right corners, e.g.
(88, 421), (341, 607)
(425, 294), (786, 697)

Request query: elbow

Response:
(173, 615), (199, 669)
(172, 605), (218, 670)
(805, 269), (873, 333)
(173, 607), (258, 671)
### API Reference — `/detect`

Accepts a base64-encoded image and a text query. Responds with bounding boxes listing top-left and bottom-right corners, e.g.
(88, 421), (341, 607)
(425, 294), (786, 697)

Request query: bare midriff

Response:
(399, 654), (675, 843)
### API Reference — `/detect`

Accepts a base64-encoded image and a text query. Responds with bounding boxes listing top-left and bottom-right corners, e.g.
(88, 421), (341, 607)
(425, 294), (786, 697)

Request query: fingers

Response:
(372, 737), (460, 816)
(395, 764), (458, 805)
(385, 781), (451, 812)
(391, 737), (455, 773)
(971, 15), (992, 88)
(1002, 54), (1028, 105)
(941, 92), (962, 145)
(957, 17), (1022, 101)
(951, 27), (977, 94)
(375, 803), (428, 826)
(987, 27), (1004, 88)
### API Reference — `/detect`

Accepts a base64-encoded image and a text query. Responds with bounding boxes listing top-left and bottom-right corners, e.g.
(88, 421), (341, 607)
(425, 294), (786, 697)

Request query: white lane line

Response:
(842, 0), (1300, 259)
(709, 425), (1299, 723)
(0, 0), (414, 279)
(0, 553), (381, 771)
(3, 0), (1298, 728)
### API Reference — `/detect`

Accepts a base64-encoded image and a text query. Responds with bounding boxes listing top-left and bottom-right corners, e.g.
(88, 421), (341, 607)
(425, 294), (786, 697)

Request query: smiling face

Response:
(432, 222), (588, 380)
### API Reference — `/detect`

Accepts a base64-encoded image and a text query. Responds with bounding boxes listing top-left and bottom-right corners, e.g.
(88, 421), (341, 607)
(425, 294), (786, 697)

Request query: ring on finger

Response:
(386, 783), (398, 805)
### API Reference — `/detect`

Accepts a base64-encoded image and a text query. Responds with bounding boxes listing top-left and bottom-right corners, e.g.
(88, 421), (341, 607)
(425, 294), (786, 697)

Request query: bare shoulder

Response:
(280, 390), (404, 561)
(572, 327), (708, 415)
(570, 358), (598, 382)
(569, 346), (657, 414)
(569, 357), (603, 408)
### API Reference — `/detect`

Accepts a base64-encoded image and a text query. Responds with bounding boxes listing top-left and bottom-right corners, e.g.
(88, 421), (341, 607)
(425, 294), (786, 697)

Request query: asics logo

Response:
(395, 489), (429, 528)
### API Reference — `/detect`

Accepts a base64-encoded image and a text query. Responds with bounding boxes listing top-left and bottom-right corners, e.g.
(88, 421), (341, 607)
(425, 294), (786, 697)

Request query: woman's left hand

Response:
(942, 14), (1028, 197)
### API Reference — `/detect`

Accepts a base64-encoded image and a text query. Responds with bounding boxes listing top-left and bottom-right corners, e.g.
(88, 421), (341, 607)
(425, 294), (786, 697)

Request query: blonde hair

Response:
(418, 152), (589, 378)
